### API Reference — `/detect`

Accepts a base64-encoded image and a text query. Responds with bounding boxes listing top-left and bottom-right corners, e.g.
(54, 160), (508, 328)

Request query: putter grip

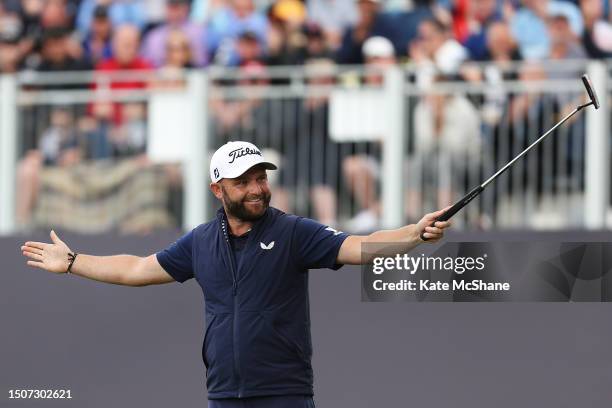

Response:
(420, 185), (484, 241)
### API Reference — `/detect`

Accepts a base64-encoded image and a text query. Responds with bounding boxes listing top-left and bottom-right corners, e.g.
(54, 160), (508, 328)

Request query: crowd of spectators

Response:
(1, 0), (611, 75)
(3, 0), (610, 230)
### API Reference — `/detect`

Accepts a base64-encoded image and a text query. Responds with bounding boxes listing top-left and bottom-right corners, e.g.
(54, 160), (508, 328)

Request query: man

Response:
(94, 24), (152, 125)
(35, 26), (92, 76)
(336, 0), (396, 64)
(141, 0), (207, 67)
(21, 141), (451, 407)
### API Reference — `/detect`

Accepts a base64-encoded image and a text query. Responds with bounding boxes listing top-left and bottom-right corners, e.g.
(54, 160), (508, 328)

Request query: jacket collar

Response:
(216, 206), (272, 238)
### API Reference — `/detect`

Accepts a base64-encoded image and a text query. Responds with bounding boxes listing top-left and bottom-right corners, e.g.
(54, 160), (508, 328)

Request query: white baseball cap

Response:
(210, 141), (277, 182)
(362, 36), (395, 59)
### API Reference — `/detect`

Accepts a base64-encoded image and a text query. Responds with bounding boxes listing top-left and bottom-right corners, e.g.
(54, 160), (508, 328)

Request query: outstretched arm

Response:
(337, 207), (452, 265)
(21, 230), (175, 286)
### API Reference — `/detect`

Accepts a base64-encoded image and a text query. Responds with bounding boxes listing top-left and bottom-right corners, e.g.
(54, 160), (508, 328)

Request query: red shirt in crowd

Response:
(92, 57), (153, 125)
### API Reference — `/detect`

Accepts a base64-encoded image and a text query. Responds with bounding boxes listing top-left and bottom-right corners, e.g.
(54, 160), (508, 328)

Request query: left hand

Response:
(416, 207), (452, 243)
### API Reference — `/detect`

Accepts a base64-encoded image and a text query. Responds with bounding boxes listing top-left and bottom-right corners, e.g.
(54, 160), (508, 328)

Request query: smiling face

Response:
(212, 165), (272, 222)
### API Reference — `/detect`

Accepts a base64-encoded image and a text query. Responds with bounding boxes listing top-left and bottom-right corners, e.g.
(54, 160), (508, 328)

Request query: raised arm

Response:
(21, 230), (175, 286)
(337, 207), (452, 265)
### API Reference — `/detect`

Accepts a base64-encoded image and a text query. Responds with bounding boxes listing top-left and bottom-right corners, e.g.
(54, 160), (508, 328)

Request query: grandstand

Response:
(0, 0), (610, 234)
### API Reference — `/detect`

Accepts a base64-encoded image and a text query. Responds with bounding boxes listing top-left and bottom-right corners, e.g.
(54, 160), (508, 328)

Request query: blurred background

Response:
(0, 0), (610, 236)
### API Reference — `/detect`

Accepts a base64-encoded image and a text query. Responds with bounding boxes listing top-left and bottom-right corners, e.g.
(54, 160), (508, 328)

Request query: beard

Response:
(222, 186), (271, 221)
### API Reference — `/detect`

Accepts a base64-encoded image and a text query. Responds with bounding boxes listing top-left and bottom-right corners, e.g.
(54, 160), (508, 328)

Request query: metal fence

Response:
(0, 60), (609, 235)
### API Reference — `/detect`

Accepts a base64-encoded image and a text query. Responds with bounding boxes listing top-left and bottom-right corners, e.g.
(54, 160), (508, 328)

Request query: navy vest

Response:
(194, 207), (314, 399)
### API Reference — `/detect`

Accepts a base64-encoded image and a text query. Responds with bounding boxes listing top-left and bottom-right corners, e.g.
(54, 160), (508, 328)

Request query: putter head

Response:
(581, 74), (600, 110)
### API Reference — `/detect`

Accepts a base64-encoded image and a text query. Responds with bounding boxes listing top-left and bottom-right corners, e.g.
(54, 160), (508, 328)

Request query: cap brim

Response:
(222, 160), (278, 180)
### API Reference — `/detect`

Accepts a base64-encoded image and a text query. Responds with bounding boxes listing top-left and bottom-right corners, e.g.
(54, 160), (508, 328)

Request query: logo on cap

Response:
(214, 168), (220, 179)
(228, 147), (262, 164)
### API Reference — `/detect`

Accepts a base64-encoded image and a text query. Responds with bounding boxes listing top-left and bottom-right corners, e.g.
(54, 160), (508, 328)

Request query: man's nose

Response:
(247, 180), (263, 195)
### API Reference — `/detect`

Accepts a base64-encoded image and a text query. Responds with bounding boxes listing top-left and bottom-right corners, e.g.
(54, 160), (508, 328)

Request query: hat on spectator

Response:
(362, 36), (395, 59)
(93, 5), (109, 19)
(168, 0), (191, 5)
(547, 1), (584, 36)
(210, 141), (277, 182)
(272, 0), (306, 23)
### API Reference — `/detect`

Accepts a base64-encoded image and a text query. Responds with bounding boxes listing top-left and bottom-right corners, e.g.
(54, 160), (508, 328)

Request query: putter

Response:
(421, 74), (600, 240)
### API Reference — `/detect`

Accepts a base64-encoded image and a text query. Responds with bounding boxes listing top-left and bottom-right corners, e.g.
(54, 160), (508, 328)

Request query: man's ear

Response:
(210, 182), (223, 200)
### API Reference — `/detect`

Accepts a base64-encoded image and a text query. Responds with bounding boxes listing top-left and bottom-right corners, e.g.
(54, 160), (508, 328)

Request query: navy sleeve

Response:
(156, 229), (195, 283)
(293, 218), (350, 270)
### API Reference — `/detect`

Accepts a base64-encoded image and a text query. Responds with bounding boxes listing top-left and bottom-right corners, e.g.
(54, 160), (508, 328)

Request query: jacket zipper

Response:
(220, 217), (243, 397)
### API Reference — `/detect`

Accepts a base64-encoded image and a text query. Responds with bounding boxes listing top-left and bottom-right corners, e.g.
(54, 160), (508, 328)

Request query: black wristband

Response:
(66, 252), (78, 274)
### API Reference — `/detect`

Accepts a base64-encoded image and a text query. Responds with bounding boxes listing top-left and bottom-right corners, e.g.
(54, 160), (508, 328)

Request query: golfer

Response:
(21, 141), (451, 408)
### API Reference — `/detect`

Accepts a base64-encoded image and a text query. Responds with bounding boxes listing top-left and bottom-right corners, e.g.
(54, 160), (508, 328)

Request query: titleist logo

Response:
(228, 147), (262, 163)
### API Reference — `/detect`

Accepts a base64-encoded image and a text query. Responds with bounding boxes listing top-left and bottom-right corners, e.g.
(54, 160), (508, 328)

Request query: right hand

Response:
(21, 230), (72, 273)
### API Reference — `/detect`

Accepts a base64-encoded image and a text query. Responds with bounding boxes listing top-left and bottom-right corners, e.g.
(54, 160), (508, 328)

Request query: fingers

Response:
(24, 241), (48, 250)
(50, 230), (64, 245)
(420, 221), (451, 243)
(21, 245), (42, 255)
(425, 226), (443, 235)
(420, 232), (441, 242)
(23, 250), (43, 262)
(431, 220), (451, 229)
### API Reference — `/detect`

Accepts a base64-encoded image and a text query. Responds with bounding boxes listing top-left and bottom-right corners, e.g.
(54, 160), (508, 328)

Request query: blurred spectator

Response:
(76, 0), (146, 37)
(8, 0), (41, 65)
(484, 20), (521, 62)
(0, 37), (21, 72)
(153, 30), (195, 88)
(461, 21), (521, 126)
(510, 0), (551, 60)
(236, 31), (262, 65)
(342, 36), (397, 232)
(265, 2), (320, 66)
(272, 0), (307, 27)
(96, 24), (152, 82)
(273, 58), (342, 225)
(307, 0), (357, 50)
(81, 5), (112, 65)
(164, 29), (196, 67)
(410, 76), (481, 221)
(303, 23), (334, 60)
(547, 8), (587, 62)
(0, 8), (23, 72)
(501, 62), (573, 198)
(511, 0), (583, 60)
(35, 27), (91, 73)
(450, 0), (471, 43)
(410, 17), (468, 87)
(207, 0), (268, 66)
(336, 0), (397, 64)
(95, 24), (152, 124)
(581, 0), (612, 58)
(110, 102), (147, 157)
(462, 0), (503, 60)
(142, 0), (206, 67)
(40, 0), (72, 28)
(393, 0), (435, 58)
(16, 107), (82, 226)
(38, 108), (80, 165)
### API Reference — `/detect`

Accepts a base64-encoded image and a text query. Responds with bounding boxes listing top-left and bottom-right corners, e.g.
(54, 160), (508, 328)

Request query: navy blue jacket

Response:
(156, 207), (350, 399)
